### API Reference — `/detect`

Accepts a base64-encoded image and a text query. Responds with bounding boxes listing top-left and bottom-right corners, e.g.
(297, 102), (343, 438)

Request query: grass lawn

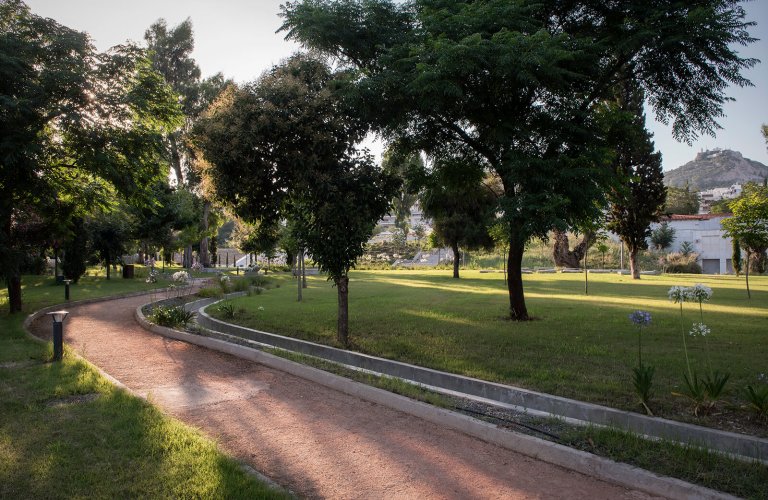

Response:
(0, 272), (285, 498)
(214, 270), (768, 433)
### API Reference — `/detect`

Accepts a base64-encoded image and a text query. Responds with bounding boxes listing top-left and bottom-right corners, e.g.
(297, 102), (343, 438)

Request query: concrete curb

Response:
(135, 305), (737, 500)
(191, 299), (768, 464)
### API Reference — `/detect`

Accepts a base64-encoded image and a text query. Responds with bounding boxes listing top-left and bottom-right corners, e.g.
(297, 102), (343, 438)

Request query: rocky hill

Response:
(663, 149), (768, 190)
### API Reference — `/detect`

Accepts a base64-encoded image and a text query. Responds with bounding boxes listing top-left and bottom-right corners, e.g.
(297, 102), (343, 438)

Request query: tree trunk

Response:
(584, 252), (589, 295)
(200, 201), (211, 267)
(296, 253), (302, 302)
(183, 246), (192, 268)
(451, 242), (460, 279)
(105, 250), (111, 280)
(507, 232), (529, 320)
(302, 251), (307, 288)
(169, 133), (184, 186)
(629, 246), (640, 279)
(8, 274), (22, 313)
(745, 251), (751, 299)
(336, 275), (350, 346)
(552, 229), (594, 268)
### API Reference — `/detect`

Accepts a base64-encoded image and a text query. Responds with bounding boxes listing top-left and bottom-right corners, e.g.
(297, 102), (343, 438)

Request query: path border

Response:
(136, 303), (737, 500)
(190, 297), (767, 464)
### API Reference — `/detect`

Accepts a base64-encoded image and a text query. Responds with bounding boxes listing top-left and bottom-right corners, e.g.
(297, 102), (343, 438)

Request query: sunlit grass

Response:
(215, 270), (768, 429)
(0, 271), (284, 498)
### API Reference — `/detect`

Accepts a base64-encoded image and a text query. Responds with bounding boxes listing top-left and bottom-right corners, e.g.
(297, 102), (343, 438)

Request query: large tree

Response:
(281, 0), (756, 320)
(604, 80), (666, 279)
(193, 54), (396, 345)
(0, 1), (180, 312)
(145, 18), (231, 267)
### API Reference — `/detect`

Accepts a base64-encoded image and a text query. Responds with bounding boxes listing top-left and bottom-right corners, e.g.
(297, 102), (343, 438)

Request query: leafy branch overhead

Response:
(281, 0), (757, 320)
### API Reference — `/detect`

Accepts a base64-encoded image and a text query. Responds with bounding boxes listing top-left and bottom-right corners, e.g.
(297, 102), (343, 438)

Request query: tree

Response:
(193, 54), (397, 345)
(145, 18), (231, 267)
(60, 217), (88, 283)
(665, 186), (700, 215)
(87, 207), (134, 280)
(552, 230), (596, 269)
(382, 151), (423, 235)
(281, 0), (756, 320)
(604, 80), (667, 279)
(722, 187), (768, 298)
(732, 238), (742, 276)
(650, 222), (676, 251)
(0, 1), (181, 312)
(417, 158), (497, 279)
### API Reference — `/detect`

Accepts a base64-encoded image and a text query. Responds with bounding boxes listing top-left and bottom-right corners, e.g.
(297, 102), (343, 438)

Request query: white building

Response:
(653, 214), (734, 274)
(698, 184), (742, 214)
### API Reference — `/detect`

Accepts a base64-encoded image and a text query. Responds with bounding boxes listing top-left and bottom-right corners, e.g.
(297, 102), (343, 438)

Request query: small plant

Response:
(669, 284), (729, 415)
(149, 305), (196, 328)
(217, 301), (235, 319)
(679, 241), (695, 256)
(218, 274), (231, 293)
(145, 269), (159, 284)
(190, 262), (203, 272)
(744, 383), (768, 420)
(628, 310), (654, 415)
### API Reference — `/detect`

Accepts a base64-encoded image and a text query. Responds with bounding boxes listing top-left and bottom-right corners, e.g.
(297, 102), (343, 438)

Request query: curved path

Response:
(30, 293), (659, 499)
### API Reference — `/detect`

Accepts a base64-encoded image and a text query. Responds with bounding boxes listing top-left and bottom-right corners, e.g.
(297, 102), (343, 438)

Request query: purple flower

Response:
(629, 310), (652, 326)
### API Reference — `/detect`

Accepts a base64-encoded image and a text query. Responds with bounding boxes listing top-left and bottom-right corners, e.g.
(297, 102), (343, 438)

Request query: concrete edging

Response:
(135, 304), (736, 500)
(192, 300), (768, 464)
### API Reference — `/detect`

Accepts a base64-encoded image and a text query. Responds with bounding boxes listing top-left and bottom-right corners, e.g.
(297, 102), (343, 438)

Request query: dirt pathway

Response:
(30, 294), (660, 499)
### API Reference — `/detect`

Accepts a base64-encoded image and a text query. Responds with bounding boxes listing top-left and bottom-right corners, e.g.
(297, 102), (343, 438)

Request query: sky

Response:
(24, 0), (768, 171)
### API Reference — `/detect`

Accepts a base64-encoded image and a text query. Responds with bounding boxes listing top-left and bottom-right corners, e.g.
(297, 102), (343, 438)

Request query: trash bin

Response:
(122, 264), (134, 279)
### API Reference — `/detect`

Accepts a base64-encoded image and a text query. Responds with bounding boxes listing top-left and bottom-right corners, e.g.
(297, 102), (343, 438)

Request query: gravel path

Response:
(30, 293), (661, 499)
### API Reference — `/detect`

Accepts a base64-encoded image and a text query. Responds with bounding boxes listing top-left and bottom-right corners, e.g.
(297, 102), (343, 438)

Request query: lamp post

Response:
(46, 310), (68, 362)
(63, 279), (72, 300)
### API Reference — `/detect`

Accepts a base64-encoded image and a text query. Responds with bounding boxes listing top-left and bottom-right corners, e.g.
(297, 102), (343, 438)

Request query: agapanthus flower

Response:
(629, 310), (652, 326)
(688, 283), (713, 303)
(668, 286), (690, 303)
(689, 322), (710, 337)
(172, 271), (190, 283)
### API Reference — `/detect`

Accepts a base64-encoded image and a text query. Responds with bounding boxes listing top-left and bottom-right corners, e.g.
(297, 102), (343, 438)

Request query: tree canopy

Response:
(281, 0), (757, 320)
(193, 53), (397, 344)
(1, 0), (181, 312)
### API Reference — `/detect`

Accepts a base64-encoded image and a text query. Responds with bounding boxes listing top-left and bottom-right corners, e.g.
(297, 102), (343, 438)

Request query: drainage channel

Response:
(187, 296), (768, 464)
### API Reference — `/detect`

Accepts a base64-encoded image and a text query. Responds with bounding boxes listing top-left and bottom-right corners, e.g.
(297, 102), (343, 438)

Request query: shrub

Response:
(661, 252), (702, 274)
(196, 286), (223, 298)
(148, 305), (196, 328)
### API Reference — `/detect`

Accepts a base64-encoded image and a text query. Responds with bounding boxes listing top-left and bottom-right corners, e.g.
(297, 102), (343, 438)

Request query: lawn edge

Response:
(19, 287), (290, 498)
(135, 302), (738, 500)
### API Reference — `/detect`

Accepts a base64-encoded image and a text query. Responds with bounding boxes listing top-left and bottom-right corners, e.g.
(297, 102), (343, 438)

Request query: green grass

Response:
(214, 270), (768, 432)
(0, 272), (285, 498)
(562, 426), (768, 500)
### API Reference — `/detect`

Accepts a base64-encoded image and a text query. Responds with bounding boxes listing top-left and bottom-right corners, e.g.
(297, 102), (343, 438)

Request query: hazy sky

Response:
(24, 0), (768, 171)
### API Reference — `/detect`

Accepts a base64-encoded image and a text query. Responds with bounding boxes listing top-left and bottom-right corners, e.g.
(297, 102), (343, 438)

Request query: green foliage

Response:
(650, 222), (676, 251)
(148, 305), (196, 328)
(732, 239), (742, 276)
(193, 53), (398, 344)
(60, 217), (88, 283)
(660, 252), (702, 274)
(744, 384), (768, 420)
(632, 365), (655, 416)
(0, 1), (182, 311)
(280, 0), (756, 319)
(605, 79), (666, 266)
(416, 161), (496, 277)
(721, 187), (768, 258)
(679, 241), (694, 256)
(664, 186), (700, 215)
(216, 301), (236, 319)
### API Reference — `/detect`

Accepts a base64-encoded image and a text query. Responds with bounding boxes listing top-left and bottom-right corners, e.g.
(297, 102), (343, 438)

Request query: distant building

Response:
(698, 184), (742, 213)
(652, 214), (733, 274)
